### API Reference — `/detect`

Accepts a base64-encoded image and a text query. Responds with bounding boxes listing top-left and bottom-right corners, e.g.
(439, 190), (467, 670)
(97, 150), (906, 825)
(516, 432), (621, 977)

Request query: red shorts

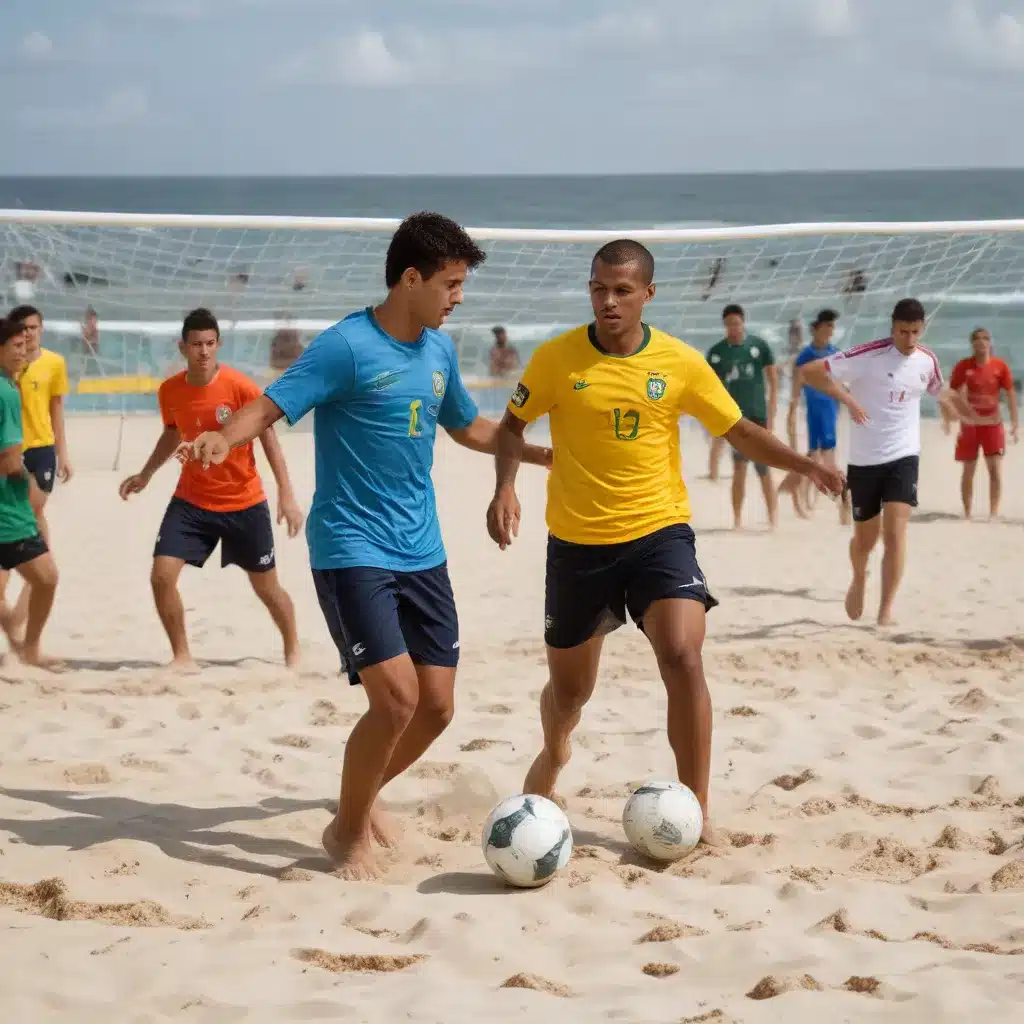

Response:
(955, 423), (1005, 461)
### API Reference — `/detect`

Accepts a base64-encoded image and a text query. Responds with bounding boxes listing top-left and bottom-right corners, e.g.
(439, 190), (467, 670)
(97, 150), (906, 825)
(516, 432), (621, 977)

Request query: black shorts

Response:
(544, 524), (717, 650)
(731, 416), (769, 478)
(154, 497), (276, 572)
(0, 533), (48, 571)
(847, 455), (919, 523)
(23, 446), (57, 494)
(312, 562), (460, 686)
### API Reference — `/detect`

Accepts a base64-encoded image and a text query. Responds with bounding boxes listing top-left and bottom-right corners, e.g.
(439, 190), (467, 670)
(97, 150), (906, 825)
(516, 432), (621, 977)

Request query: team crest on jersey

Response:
(510, 382), (530, 407)
(215, 404), (231, 424)
(432, 370), (446, 398)
(750, 346), (760, 358)
(646, 374), (667, 401)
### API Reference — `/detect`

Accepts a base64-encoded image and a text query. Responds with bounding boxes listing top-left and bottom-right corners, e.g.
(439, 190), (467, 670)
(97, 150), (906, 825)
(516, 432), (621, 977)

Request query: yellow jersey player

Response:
(487, 239), (845, 842)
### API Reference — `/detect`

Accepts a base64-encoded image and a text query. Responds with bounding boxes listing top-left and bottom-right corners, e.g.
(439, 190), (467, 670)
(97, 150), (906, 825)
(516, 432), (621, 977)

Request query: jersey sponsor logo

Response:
(510, 382), (530, 407)
(646, 374), (666, 401)
(572, 379), (590, 390)
(432, 370), (446, 398)
(366, 369), (402, 392)
(215, 404), (231, 424)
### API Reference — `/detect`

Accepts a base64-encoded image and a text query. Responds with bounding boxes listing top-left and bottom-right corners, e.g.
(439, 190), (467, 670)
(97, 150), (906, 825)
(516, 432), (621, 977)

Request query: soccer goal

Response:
(3, 209), (1024, 469)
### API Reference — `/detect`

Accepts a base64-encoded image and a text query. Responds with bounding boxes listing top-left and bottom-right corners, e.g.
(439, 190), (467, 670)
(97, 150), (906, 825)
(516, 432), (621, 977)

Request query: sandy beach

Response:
(1, 412), (1022, 1023)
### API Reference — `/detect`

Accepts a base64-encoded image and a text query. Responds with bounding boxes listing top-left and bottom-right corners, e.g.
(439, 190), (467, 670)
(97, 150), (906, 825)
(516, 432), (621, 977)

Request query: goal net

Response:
(2, 210), (1024, 467)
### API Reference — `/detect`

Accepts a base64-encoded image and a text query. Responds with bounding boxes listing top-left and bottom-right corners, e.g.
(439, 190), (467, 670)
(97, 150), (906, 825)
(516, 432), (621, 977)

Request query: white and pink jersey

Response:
(825, 338), (943, 466)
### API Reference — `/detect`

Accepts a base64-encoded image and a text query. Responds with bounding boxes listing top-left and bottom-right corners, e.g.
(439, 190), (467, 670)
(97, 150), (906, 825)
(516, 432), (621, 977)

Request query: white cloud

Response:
(950, 0), (1024, 69)
(21, 86), (149, 129)
(338, 31), (411, 87)
(22, 31), (54, 59)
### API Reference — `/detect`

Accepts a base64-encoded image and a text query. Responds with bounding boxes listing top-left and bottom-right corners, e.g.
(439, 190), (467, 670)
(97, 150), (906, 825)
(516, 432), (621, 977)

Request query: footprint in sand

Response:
(293, 949), (427, 974)
(771, 768), (816, 791)
(62, 763), (111, 785)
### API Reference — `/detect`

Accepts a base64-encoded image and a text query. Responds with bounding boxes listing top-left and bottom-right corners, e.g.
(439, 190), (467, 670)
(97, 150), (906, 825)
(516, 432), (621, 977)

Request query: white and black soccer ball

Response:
(622, 779), (703, 862)
(481, 794), (573, 888)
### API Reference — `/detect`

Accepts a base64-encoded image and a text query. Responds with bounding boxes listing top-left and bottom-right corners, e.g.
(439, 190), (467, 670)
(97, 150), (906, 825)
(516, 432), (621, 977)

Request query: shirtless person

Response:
(800, 299), (976, 625)
(118, 307), (303, 670)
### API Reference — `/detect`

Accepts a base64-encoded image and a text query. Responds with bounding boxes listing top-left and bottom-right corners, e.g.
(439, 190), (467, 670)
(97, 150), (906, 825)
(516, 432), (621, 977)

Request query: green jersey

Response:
(705, 335), (776, 422)
(0, 373), (38, 545)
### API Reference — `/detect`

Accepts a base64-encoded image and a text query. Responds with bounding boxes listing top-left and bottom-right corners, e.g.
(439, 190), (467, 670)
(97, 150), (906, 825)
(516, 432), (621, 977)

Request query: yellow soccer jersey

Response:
(18, 348), (70, 450)
(508, 323), (742, 545)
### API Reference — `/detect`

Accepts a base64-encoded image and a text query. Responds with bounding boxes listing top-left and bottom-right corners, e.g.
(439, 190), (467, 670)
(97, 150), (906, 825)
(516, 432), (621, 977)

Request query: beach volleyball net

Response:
(3, 209), (1024, 467)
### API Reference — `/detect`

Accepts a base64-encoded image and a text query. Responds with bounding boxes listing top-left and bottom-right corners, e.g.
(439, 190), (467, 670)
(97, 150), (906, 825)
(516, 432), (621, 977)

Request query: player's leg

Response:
(8, 448), (58, 635)
(845, 465), (884, 621)
(313, 567), (418, 879)
(756, 461), (778, 528)
(955, 425), (979, 518)
(876, 457), (919, 625)
(730, 452), (748, 528)
(0, 537), (60, 668)
(983, 425), (1007, 519)
(222, 500), (299, 667)
(708, 434), (725, 481)
(151, 498), (217, 670)
(523, 535), (616, 800)
(625, 525), (716, 837)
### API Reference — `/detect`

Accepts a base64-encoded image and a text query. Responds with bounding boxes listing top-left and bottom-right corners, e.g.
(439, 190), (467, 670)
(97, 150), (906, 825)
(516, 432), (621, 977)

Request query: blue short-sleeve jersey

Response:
(265, 307), (478, 572)
(795, 343), (840, 416)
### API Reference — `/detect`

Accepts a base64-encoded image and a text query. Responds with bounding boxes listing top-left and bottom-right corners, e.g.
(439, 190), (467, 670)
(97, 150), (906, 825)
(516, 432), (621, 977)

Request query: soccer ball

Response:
(481, 794), (573, 888)
(622, 779), (703, 862)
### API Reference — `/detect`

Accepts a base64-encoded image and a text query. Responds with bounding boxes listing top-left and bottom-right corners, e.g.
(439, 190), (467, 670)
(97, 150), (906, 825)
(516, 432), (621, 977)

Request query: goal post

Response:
(3, 208), (1024, 469)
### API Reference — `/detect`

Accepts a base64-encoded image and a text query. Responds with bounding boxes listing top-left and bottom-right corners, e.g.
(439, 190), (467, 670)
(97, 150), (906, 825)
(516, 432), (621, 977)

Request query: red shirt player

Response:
(948, 327), (1018, 519)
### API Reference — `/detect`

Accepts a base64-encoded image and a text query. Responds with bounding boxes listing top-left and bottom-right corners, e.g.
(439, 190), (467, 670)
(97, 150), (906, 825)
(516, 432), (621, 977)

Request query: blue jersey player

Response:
(784, 309), (852, 523)
(188, 213), (551, 879)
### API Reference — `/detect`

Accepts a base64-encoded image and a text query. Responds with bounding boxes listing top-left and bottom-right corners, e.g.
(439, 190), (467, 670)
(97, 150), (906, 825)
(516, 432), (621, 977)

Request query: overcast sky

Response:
(2, 0), (1024, 175)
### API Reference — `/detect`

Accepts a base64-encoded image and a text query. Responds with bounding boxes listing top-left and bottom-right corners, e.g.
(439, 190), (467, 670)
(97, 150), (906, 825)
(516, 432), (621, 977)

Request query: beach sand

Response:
(1, 414), (1022, 1023)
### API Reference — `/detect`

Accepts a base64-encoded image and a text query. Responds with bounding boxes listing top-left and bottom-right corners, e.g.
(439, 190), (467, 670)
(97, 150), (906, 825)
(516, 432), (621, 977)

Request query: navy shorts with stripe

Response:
(312, 562), (460, 685)
(544, 523), (717, 650)
(23, 445), (57, 493)
(154, 497), (276, 572)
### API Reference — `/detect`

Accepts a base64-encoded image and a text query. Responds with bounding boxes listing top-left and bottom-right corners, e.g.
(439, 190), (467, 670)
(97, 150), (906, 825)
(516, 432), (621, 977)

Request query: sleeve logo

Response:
(432, 370), (446, 398)
(510, 382), (530, 408)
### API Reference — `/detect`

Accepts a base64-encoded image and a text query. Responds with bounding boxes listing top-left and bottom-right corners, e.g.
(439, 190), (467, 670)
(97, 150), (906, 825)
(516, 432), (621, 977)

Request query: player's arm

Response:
(763, 346), (779, 432)
(117, 423), (180, 498)
(1005, 372), (1019, 442)
(51, 355), (73, 482)
(798, 359), (868, 424)
(447, 416), (551, 466)
(0, 441), (25, 478)
(257, 424), (304, 537)
(786, 364), (803, 446)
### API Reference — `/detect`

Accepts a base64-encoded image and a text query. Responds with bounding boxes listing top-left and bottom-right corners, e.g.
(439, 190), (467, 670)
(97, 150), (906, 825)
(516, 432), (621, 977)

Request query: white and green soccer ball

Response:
(481, 794), (573, 888)
(622, 779), (703, 862)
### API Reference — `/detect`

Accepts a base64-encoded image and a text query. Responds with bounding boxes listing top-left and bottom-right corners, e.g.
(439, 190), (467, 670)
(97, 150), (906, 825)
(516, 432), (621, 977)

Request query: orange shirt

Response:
(158, 365), (266, 512)
(949, 356), (1012, 419)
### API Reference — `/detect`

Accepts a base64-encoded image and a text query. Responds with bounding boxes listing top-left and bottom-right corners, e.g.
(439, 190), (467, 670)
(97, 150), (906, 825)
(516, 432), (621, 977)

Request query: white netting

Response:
(3, 211), (1024, 429)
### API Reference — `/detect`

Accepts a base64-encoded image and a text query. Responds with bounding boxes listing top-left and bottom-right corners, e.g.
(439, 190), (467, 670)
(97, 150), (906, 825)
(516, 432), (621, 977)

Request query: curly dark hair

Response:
(182, 307), (220, 339)
(385, 212), (486, 289)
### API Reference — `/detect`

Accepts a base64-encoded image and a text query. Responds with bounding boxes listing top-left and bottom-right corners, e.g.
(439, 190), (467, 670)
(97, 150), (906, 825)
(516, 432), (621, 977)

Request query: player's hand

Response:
(805, 462), (846, 498)
(1012, 425), (1019, 445)
(844, 397), (869, 425)
(192, 431), (230, 468)
(118, 472), (150, 500)
(173, 441), (193, 466)
(277, 492), (304, 538)
(487, 485), (521, 550)
(57, 454), (74, 484)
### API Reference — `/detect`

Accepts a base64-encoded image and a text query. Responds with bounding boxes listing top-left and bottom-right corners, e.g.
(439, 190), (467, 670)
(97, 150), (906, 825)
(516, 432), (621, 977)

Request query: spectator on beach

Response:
(489, 326), (520, 377)
(80, 307), (101, 376)
(269, 320), (304, 378)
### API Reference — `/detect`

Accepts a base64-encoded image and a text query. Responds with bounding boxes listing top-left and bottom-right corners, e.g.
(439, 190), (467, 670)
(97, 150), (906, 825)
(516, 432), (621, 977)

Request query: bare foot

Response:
(699, 819), (729, 848)
(369, 804), (404, 850)
(844, 571), (867, 621)
(284, 645), (301, 670)
(523, 747), (567, 802)
(17, 646), (64, 672)
(322, 822), (381, 881)
(876, 609), (897, 627)
(169, 654), (201, 675)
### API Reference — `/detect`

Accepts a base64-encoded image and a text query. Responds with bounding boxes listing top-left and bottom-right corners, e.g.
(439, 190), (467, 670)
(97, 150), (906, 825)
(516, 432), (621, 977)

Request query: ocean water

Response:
(1, 171), (1022, 415)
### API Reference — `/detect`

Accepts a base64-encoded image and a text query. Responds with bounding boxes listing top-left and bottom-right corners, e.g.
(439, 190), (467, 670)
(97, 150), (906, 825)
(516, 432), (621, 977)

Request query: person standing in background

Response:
(489, 326), (520, 377)
(706, 304), (779, 528)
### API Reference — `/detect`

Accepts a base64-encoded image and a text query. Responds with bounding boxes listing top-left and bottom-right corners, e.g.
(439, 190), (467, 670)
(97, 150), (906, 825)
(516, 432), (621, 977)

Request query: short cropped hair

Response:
(891, 298), (925, 323)
(812, 308), (838, 327)
(722, 303), (745, 320)
(969, 326), (990, 341)
(182, 307), (220, 340)
(0, 318), (25, 346)
(591, 239), (655, 285)
(384, 212), (486, 289)
(8, 304), (41, 325)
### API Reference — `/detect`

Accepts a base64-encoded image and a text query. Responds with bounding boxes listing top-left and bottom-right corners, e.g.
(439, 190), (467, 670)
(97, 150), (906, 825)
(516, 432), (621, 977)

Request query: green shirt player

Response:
(705, 303), (779, 529)
(0, 317), (60, 669)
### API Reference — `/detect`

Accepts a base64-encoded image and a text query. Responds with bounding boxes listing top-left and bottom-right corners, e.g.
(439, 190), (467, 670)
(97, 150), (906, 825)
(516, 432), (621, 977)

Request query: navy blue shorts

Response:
(806, 403), (838, 452)
(312, 563), (460, 685)
(23, 446), (57, 493)
(154, 497), (276, 573)
(544, 524), (717, 650)
(0, 532), (48, 571)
